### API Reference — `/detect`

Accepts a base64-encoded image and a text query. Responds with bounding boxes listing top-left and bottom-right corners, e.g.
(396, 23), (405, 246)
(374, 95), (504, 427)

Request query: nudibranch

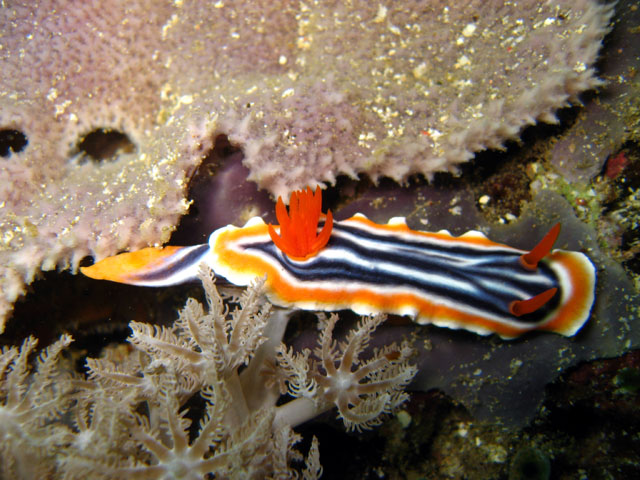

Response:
(82, 187), (596, 339)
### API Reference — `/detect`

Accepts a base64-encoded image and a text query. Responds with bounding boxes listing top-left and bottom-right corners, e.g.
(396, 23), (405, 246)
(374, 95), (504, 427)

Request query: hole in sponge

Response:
(77, 128), (135, 161)
(0, 129), (28, 157)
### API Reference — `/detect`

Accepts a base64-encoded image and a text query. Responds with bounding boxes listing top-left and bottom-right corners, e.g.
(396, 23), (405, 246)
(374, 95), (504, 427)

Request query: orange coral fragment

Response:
(268, 187), (333, 261)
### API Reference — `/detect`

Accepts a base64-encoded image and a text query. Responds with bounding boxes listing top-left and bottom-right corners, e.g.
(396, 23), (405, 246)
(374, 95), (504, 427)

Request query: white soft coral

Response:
(275, 313), (417, 432)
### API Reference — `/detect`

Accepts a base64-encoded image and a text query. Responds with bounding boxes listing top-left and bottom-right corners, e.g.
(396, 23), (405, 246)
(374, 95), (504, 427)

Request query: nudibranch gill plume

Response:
(82, 187), (596, 339)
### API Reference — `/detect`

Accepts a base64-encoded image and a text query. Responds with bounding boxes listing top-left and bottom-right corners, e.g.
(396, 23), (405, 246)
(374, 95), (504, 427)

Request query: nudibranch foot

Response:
(81, 244), (209, 287)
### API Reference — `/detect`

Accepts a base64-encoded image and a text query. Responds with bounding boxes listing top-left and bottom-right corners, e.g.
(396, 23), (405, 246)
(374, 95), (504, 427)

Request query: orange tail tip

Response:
(268, 186), (333, 261)
(80, 246), (184, 283)
(520, 223), (561, 270)
(509, 287), (558, 317)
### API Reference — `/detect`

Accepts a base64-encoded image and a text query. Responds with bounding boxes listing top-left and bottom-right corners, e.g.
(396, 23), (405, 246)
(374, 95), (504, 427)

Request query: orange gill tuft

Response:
(268, 187), (333, 261)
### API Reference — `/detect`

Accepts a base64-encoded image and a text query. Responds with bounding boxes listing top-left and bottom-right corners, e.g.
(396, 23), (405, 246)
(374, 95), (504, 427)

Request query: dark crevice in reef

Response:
(76, 128), (135, 162)
(171, 133), (272, 246)
(1, 268), (200, 359)
(0, 129), (28, 157)
(185, 134), (242, 194)
(171, 134), (244, 245)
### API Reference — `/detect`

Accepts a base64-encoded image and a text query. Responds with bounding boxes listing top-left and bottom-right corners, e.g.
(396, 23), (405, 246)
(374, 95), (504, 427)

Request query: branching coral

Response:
(0, 0), (614, 332)
(275, 314), (416, 432)
(0, 334), (75, 479)
(0, 266), (415, 478)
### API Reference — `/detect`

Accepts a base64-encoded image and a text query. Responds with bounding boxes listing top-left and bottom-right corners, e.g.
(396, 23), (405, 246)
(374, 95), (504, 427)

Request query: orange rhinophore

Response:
(268, 186), (333, 261)
(520, 223), (561, 270)
(510, 287), (558, 317)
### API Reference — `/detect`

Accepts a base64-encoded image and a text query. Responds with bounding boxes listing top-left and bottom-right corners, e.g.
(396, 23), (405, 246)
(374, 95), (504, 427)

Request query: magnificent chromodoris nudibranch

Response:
(82, 187), (596, 339)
